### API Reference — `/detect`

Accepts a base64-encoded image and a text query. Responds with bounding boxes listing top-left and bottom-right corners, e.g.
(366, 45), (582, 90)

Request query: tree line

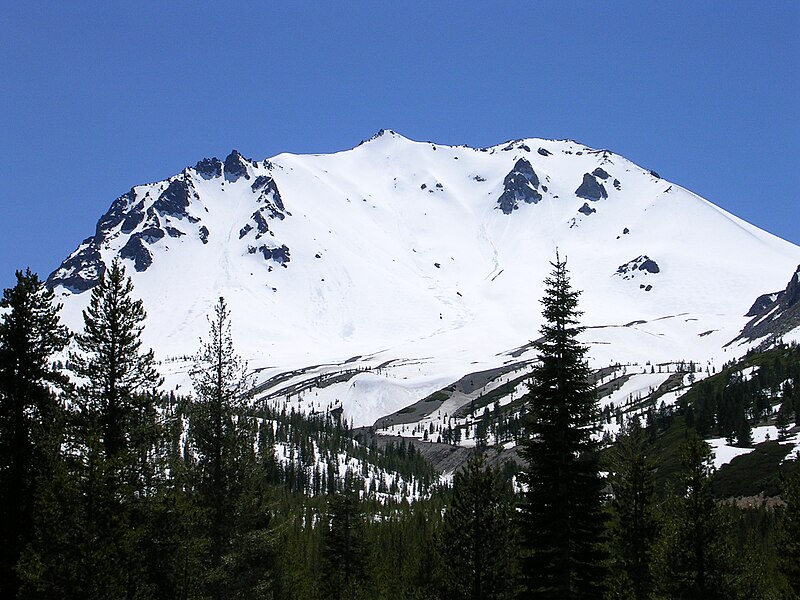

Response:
(1, 257), (799, 599)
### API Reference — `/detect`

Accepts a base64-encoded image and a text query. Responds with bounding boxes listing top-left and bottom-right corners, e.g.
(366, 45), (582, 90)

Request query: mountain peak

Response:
(47, 130), (800, 427)
(223, 149), (251, 182)
(358, 129), (412, 146)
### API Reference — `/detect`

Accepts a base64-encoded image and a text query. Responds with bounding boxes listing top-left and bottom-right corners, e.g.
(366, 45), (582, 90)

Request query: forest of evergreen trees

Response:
(1, 257), (799, 599)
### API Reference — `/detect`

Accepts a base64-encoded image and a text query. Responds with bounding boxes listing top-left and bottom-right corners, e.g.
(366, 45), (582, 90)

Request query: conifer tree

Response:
(321, 479), (367, 600)
(440, 452), (516, 600)
(652, 433), (739, 599)
(0, 269), (70, 598)
(188, 296), (272, 597)
(70, 257), (162, 460)
(68, 257), (162, 597)
(518, 254), (606, 599)
(605, 417), (659, 600)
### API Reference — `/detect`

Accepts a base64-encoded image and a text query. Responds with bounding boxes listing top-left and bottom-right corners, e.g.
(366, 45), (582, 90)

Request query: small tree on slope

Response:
(518, 255), (606, 599)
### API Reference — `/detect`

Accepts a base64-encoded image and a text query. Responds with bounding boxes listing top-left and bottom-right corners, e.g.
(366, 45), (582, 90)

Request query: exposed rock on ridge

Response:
(497, 158), (542, 214)
(735, 265), (800, 346)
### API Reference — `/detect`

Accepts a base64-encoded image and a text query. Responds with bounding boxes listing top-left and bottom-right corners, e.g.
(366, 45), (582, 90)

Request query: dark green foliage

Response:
(779, 468), (800, 597)
(440, 452), (516, 600)
(6, 257), (799, 599)
(682, 343), (800, 442)
(712, 440), (797, 498)
(321, 480), (368, 600)
(18, 261), (166, 598)
(0, 269), (70, 598)
(652, 434), (741, 599)
(605, 417), (659, 600)
(518, 256), (606, 599)
(69, 258), (162, 459)
(188, 296), (274, 598)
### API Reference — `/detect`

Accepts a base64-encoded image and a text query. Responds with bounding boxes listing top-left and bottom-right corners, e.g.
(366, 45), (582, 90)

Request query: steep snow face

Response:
(49, 131), (800, 425)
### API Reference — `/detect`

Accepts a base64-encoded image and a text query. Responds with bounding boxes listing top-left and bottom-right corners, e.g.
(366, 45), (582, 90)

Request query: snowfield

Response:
(50, 130), (800, 427)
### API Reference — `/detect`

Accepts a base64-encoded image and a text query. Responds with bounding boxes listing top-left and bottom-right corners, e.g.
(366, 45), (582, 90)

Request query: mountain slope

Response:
(48, 130), (800, 425)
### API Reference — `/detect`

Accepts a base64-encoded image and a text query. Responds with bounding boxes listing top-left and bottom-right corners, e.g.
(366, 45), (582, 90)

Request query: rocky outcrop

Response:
(497, 158), (543, 214)
(153, 179), (194, 218)
(96, 189), (138, 235)
(121, 204), (145, 234)
(238, 177), (287, 241)
(166, 226), (185, 238)
(46, 237), (106, 292)
(224, 150), (250, 182)
(252, 175), (286, 219)
(615, 255), (660, 280)
(746, 292), (783, 318)
(249, 243), (291, 266)
(194, 157), (223, 179)
(578, 202), (596, 216)
(734, 265), (800, 346)
(119, 235), (153, 272)
(575, 173), (608, 201)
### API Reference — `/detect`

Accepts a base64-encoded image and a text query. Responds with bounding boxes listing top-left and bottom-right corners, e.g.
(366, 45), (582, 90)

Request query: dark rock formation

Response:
(639, 258), (660, 274)
(199, 226), (210, 244)
(121, 205), (145, 234)
(251, 175), (272, 192)
(254, 176), (286, 219)
(46, 237), (106, 293)
(249, 244), (291, 266)
(746, 292), (782, 317)
(615, 255), (660, 279)
(578, 202), (596, 216)
(224, 150), (250, 182)
(166, 226), (185, 238)
(733, 265), (800, 347)
(575, 173), (608, 201)
(252, 211), (271, 238)
(120, 236), (153, 272)
(537, 147), (552, 156)
(613, 178), (621, 190)
(239, 178), (287, 240)
(592, 167), (610, 180)
(96, 189), (140, 235)
(194, 157), (223, 179)
(497, 158), (542, 214)
(139, 227), (165, 244)
(153, 179), (192, 218)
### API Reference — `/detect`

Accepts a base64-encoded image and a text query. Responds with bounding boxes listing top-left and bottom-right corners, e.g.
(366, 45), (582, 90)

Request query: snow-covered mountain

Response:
(48, 130), (800, 426)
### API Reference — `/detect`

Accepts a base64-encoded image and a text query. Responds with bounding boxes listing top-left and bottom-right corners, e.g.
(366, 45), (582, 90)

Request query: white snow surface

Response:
(51, 131), (800, 426)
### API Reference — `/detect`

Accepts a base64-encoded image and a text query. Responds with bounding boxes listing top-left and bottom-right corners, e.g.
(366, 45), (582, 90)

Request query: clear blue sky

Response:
(1, 2), (798, 291)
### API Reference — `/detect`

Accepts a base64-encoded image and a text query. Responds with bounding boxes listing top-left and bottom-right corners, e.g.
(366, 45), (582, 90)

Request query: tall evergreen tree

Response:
(188, 296), (272, 598)
(0, 269), (70, 598)
(605, 417), (659, 600)
(68, 257), (162, 598)
(518, 255), (606, 599)
(70, 257), (161, 460)
(440, 452), (516, 600)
